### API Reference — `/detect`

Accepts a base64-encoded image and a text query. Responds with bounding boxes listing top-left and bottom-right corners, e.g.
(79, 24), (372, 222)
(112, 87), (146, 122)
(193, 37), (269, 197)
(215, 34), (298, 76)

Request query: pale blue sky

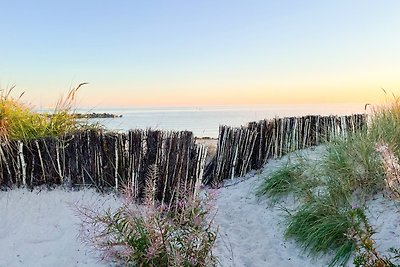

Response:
(1, 1), (400, 107)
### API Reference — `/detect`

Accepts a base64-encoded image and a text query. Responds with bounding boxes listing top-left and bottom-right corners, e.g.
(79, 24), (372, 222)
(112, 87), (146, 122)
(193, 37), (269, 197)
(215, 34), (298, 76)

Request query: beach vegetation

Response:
(323, 134), (385, 203)
(0, 84), (96, 141)
(349, 208), (400, 267)
(368, 94), (400, 155)
(258, 96), (400, 266)
(285, 196), (354, 266)
(77, 165), (218, 267)
(256, 159), (319, 203)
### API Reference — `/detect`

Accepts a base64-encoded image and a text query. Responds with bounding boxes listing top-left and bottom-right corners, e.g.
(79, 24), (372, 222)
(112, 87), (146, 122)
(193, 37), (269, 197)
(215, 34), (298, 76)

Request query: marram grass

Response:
(0, 84), (93, 141)
(323, 133), (385, 204)
(285, 196), (354, 266)
(368, 95), (400, 159)
(258, 96), (400, 266)
(256, 162), (304, 199)
(257, 159), (320, 203)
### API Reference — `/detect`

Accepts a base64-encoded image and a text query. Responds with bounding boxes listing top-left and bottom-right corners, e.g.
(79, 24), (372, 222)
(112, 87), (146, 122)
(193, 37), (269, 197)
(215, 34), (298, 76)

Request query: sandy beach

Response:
(213, 147), (333, 267)
(0, 147), (399, 267)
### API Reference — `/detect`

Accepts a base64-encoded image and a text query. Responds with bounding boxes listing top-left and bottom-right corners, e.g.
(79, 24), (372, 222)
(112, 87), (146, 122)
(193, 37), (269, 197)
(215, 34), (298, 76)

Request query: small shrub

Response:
(77, 170), (218, 267)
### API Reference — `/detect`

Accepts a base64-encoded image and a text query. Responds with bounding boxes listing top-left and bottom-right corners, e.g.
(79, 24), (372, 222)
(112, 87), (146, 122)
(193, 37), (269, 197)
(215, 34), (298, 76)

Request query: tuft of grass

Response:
(368, 94), (400, 155)
(257, 158), (321, 202)
(0, 84), (96, 141)
(257, 162), (304, 198)
(330, 241), (356, 267)
(285, 196), (355, 266)
(323, 134), (385, 204)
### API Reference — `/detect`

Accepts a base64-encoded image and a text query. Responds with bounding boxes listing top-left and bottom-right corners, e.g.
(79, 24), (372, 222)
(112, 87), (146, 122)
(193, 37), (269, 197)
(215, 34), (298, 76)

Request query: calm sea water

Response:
(78, 104), (366, 138)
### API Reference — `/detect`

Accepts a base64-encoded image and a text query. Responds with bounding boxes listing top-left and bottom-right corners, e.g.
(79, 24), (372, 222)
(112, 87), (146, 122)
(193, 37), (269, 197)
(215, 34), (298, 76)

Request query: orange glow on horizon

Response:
(66, 86), (389, 108)
(16, 73), (400, 109)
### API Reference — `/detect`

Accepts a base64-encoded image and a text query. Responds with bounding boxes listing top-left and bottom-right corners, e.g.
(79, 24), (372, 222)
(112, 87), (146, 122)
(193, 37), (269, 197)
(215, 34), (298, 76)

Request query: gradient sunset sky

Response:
(1, 1), (400, 107)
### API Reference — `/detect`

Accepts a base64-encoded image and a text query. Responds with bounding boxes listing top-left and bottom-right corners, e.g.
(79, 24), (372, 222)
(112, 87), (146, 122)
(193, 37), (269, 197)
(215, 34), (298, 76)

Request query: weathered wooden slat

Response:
(0, 129), (205, 204)
(204, 114), (367, 185)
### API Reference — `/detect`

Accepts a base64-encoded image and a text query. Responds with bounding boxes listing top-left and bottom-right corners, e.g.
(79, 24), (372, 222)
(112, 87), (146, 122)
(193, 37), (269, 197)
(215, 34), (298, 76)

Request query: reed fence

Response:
(204, 114), (367, 185)
(0, 129), (207, 203)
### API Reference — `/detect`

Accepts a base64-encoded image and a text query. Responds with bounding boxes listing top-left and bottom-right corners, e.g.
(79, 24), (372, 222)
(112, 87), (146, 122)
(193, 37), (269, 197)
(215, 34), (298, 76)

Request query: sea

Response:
(75, 103), (366, 138)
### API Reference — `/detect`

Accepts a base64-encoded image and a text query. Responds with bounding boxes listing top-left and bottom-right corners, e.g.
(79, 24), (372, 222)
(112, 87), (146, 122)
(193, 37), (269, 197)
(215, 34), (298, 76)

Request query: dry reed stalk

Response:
(17, 141), (26, 185)
(375, 142), (400, 198)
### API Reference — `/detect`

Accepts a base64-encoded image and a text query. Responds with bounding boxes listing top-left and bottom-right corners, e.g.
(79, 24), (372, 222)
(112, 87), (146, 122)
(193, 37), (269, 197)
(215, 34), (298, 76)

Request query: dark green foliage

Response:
(286, 198), (350, 254)
(329, 241), (356, 267)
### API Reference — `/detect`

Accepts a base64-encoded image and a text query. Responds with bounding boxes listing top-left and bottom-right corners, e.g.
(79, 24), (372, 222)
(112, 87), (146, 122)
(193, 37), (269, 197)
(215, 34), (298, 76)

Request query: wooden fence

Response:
(204, 114), (367, 185)
(0, 129), (207, 203)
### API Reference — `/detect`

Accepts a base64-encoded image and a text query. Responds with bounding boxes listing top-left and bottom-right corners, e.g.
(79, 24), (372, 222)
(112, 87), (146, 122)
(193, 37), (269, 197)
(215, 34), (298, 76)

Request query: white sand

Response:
(213, 147), (332, 267)
(0, 147), (399, 267)
(214, 147), (400, 267)
(0, 189), (121, 267)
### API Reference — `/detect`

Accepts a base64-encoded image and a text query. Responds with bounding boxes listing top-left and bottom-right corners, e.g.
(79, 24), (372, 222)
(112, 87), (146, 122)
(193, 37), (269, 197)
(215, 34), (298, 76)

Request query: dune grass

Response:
(256, 156), (321, 203)
(368, 95), (400, 149)
(0, 84), (93, 141)
(258, 97), (400, 266)
(323, 134), (385, 204)
(285, 196), (355, 265)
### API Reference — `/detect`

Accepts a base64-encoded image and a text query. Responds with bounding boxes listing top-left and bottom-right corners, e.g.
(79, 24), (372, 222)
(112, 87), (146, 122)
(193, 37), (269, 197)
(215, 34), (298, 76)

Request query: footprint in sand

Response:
(26, 224), (65, 244)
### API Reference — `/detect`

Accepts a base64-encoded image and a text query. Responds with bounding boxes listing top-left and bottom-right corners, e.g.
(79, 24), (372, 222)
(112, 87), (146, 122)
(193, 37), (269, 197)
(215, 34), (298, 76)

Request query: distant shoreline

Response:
(74, 112), (122, 119)
(63, 104), (365, 139)
(42, 112), (122, 119)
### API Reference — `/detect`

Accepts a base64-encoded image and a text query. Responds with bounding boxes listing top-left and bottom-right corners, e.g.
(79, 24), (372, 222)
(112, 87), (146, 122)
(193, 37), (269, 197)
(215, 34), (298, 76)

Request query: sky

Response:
(1, 1), (400, 108)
